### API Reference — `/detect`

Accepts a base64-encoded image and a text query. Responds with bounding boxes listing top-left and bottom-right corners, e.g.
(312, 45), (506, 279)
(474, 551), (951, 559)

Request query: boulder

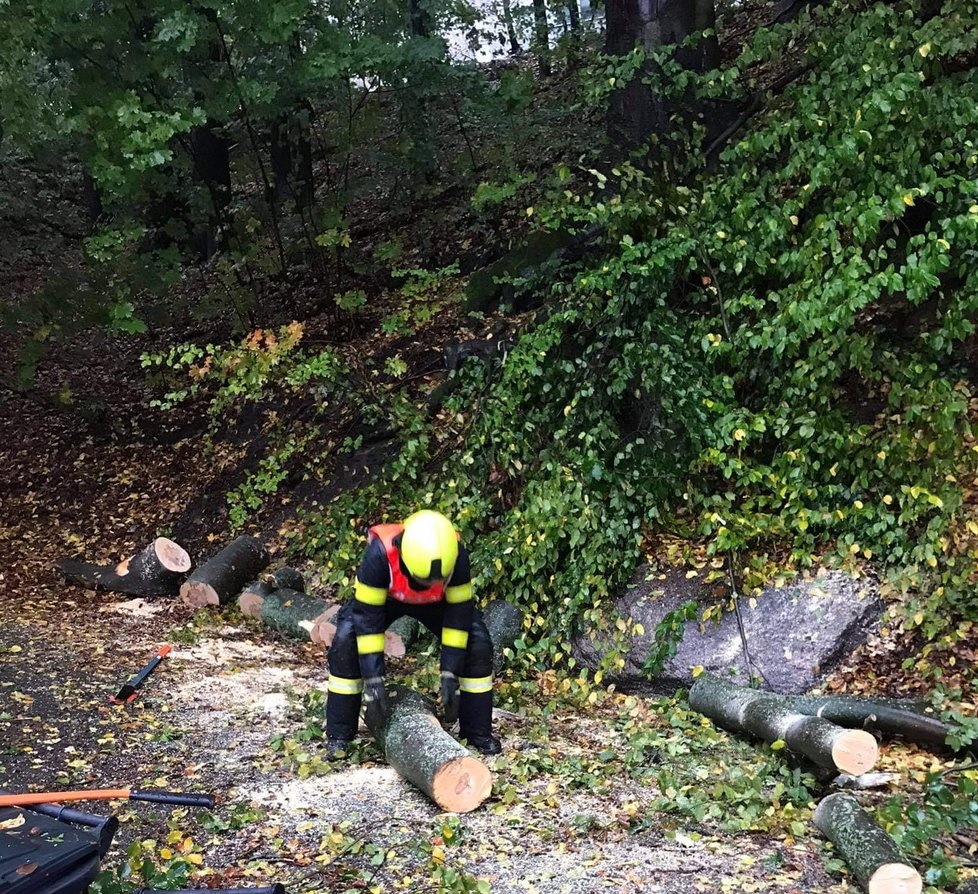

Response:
(572, 567), (883, 694)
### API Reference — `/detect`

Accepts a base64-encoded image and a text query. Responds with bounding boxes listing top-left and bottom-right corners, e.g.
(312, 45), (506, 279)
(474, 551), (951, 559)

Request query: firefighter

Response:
(325, 510), (501, 756)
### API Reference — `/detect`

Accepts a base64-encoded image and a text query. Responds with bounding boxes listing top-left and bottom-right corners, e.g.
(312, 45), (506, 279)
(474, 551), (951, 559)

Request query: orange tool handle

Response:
(0, 789), (130, 808)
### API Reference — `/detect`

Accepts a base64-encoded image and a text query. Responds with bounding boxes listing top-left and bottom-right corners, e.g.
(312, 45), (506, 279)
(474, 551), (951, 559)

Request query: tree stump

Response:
(180, 535), (269, 608)
(813, 793), (922, 894)
(364, 684), (492, 813)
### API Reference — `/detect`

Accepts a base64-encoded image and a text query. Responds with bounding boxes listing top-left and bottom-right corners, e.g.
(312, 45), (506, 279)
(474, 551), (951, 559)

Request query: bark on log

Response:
(813, 793), (922, 894)
(260, 566), (306, 592)
(364, 684), (492, 813)
(180, 536), (269, 608)
(385, 616), (430, 658)
(239, 580), (275, 617)
(482, 600), (523, 673)
(690, 676), (879, 775)
(259, 589), (335, 642)
(119, 538), (192, 585)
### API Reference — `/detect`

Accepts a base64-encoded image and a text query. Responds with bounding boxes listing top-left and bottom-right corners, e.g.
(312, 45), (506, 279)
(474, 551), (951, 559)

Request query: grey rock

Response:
(572, 567), (882, 694)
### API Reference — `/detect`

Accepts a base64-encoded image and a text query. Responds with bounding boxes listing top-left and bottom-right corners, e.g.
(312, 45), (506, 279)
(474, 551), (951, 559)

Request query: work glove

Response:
(363, 677), (390, 731)
(440, 671), (460, 725)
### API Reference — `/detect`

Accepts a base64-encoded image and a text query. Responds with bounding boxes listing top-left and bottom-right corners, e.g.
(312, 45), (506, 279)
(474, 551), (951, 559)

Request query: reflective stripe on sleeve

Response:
(441, 627), (469, 649)
(445, 582), (473, 604)
(327, 675), (364, 695)
(459, 675), (493, 694)
(355, 581), (388, 606)
(357, 633), (386, 654)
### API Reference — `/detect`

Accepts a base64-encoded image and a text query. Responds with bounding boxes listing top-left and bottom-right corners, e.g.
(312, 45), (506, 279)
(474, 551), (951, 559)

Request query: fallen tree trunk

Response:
(777, 694), (954, 752)
(363, 684), (492, 813)
(690, 676), (879, 775)
(180, 535), (269, 608)
(385, 615), (430, 658)
(58, 537), (192, 598)
(261, 566), (305, 592)
(482, 600), (523, 673)
(813, 793), (922, 894)
(257, 589), (334, 642)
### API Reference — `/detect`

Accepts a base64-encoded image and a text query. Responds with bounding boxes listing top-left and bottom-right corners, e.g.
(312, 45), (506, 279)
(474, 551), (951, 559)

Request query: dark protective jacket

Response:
(352, 524), (474, 679)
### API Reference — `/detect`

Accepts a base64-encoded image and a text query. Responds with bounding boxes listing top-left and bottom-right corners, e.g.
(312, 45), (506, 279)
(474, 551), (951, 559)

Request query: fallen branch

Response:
(689, 675), (879, 775)
(363, 684), (492, 813)
(259, 588), (336, 643)
(180, 535), (269, 608)
(813, 792), (922, 894)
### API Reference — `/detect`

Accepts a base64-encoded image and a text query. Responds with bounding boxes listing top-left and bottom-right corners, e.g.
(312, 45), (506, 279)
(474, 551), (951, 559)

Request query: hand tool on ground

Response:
(111, 644), (172, 704)
(0, 788), (214, 809)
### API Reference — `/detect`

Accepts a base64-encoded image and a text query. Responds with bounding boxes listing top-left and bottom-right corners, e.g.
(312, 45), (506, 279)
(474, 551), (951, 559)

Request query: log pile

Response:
(57, 537), (192, 598)
(363, 684), (492, 813)
(814, 793), (922, 894)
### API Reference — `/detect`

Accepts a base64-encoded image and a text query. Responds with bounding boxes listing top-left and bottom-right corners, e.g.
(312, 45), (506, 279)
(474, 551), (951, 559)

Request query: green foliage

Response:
(640, 600), (697, 678)
(876, 763), (978, 889)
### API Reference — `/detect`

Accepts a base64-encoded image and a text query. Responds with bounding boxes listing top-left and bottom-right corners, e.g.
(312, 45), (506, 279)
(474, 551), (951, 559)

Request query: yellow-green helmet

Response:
(400, 510), (458, 584)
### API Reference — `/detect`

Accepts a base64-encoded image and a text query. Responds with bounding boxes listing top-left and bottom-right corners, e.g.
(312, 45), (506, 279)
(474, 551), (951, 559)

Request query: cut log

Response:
(259, 589), (334, 642)
(123, 538), (192, 585)
(310, 604), (341, 646)
(385, 616), (431, 658)
(482, 600), (523, 673)
(813, 793), (922, 894)
(179, 535), (269, 608)
(690, 674), (963, 754)
(364, 684), (492, 813)
(57, 537), (192, 599)
(260, 566), (306, 592)
(239, 580), (275, 618)
(690, 676), (879, 774)
(777, 694), (955, 752)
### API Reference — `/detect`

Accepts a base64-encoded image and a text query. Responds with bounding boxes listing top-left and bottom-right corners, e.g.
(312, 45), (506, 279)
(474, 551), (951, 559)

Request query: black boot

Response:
(325, 737), (353, 758)
(464, 734), (502, 756)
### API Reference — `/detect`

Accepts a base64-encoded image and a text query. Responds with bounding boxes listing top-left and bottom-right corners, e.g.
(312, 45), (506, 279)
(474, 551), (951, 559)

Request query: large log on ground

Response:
(482, 600), (523, 673)
(116, 538), (192, 585)
(180, 535), (269, 608)
(777, 694), (956, 752)
(364, 684), (492, 813)
(259, 589), (335, 642)
(690, 675), (879, 775)
(57, 537), (192, 598)
(813, 793), (922, 894)
(238, 567), (307, 618)
(385, 616), (432, 658)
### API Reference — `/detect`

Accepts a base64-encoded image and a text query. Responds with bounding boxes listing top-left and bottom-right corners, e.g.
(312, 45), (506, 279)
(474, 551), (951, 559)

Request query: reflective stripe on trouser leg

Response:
(326, 601), (363, 741)
(458, 608), (493, 741)
(459, 675), (493, 693)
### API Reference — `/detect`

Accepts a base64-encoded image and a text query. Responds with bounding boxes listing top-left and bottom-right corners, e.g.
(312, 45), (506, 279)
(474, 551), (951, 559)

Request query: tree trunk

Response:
(605, 0), (720, 152)
(180, 535), (269, 608)
(690, 676), (879, 775)
(364, 684), (493, 812)
(813, 793), (922, 894)
(482, 600), (523, 673)
(259, 589), (335, 642)
(566, 0), (581, 33)
(270, 115), (292, 206)
(532, 0), (551, 76)
(115, 538), (192, 588)
(409, 0), (432, 38)
(502, 0), (522, 56)
(188, 121), (231, 259)
(294, 109), (315, 211)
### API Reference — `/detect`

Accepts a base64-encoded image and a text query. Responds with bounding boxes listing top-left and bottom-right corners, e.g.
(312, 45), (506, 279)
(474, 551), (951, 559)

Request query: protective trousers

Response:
(326, 601), (494, 743)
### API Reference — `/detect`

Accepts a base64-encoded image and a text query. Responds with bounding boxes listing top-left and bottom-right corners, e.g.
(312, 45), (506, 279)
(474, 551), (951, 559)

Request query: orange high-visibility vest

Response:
(368, 523), (454, 604)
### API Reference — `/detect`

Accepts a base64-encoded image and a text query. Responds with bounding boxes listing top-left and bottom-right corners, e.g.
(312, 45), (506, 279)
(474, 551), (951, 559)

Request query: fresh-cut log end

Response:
(832, 729), (880, 777)
(179, 580), (220, 608)
(868, 863), (923, 894)
(432, 755), (493, 814)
